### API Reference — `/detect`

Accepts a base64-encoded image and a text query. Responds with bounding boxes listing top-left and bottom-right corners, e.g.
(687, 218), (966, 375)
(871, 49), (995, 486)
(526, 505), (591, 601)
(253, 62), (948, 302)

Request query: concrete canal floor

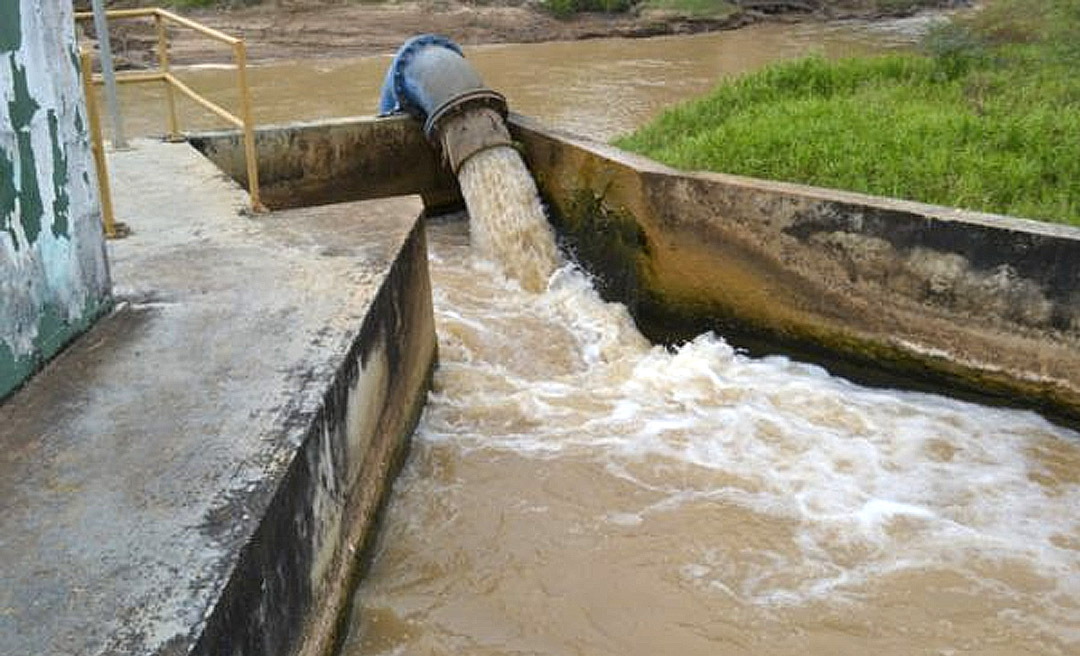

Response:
(0, 140), (435, 655)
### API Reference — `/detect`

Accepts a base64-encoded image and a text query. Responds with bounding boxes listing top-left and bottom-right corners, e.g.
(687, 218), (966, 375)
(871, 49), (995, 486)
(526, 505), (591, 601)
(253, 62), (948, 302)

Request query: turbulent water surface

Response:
(338, 148), (1080, 656)
(117, 10), (1078, 654)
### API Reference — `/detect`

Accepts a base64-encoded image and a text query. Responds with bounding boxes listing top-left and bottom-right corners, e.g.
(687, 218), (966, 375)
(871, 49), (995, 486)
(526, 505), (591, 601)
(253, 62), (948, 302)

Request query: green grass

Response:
(541, 0), (636, 17)
(616, 0), (1080, 225)
(873, 0), (932, 13)
(168, 0), (221, 7)
(640, 0), (738, 18)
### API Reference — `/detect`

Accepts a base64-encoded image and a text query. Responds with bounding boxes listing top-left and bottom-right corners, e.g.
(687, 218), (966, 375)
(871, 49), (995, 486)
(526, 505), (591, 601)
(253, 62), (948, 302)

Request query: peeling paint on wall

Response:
(1, 1), (111, 399)
(0, 1), (20, 53)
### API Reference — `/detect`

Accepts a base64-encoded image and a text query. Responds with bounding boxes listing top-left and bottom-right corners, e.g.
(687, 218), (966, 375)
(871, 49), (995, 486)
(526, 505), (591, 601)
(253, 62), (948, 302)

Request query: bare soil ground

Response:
(85, 1), (961, 66)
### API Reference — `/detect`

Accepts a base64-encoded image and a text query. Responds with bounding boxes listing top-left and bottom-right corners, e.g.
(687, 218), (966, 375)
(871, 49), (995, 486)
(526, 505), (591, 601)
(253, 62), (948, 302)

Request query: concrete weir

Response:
(193, 114), (1080, 424)
(0, 140), (436, 655)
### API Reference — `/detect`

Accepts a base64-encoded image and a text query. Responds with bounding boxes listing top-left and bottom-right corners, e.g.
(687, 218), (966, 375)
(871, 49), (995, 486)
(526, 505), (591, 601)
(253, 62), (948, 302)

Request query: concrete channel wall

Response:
(194, 216), (437, 656)
(0, 1), (111, 400)
(190, 116), (462, 212)
(512, 117), (1080, 423)
(0, 135), (437, 656)
(190, 115), (1080, 423)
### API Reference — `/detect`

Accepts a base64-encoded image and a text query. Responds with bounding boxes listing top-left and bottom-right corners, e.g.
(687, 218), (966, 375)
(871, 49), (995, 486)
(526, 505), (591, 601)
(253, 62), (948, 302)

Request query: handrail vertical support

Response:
(89, 0), (129, 149)
(80, 49), (118, 239)
(154, 10), (181, 142)
(233, 40), (265, 213)
(75, 8), (265, 214)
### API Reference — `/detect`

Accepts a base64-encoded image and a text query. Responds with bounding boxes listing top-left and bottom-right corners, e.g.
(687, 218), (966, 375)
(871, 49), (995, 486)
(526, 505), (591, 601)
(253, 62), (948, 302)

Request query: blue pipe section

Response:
(377, 34), (507, 136)
(377, 35), (513, 172)
(378, 34), (464, 117)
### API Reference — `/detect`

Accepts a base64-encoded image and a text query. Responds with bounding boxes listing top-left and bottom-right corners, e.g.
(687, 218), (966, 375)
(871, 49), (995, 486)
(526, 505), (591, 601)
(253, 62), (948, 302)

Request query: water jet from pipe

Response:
(378, 35), (559, 292)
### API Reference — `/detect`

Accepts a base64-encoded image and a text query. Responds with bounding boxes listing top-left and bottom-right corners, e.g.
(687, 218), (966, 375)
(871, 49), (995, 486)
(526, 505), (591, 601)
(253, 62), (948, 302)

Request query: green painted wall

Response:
(1, 1), (111, 399)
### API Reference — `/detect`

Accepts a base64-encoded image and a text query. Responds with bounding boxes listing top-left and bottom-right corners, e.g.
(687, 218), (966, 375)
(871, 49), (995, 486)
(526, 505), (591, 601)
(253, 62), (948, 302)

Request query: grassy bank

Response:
(616, 0), (1080, 225)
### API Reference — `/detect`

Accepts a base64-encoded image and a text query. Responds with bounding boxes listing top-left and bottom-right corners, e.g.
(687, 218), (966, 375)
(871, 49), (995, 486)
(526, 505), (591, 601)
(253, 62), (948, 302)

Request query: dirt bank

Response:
(85, 0), (965, 67)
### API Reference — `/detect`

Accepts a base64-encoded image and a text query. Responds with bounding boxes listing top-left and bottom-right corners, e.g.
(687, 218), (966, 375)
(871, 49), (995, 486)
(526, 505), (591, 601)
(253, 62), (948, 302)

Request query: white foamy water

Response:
(343, 165), (1080, 655)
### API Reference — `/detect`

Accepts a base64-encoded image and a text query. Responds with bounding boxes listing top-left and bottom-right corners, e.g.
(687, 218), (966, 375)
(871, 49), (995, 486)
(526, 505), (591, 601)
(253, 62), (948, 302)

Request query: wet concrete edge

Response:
(188, 116), (463, 213)
(188, 218), (437, 656)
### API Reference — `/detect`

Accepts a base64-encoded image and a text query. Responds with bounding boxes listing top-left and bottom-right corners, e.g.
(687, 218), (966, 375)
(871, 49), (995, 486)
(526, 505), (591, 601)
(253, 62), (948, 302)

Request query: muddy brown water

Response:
(342, 209), (1080, 655)
(118, 15), (1080, 655)
(113, 16), (936, 141)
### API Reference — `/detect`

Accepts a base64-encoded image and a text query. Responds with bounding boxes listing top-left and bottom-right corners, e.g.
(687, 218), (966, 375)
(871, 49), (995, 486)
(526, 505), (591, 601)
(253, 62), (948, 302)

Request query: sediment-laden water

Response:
(110, 11), (1077, 653)
(338, 148), (1080, 656)
(114, 16), (944, 141)
(457, 147), (558, 293)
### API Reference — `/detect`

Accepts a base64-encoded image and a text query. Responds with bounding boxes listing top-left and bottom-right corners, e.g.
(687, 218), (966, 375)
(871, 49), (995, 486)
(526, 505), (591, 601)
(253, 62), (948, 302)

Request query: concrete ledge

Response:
(509, 115), (1080, 423)
(189, 116), (461, 212)
(0, 140), (437, 656)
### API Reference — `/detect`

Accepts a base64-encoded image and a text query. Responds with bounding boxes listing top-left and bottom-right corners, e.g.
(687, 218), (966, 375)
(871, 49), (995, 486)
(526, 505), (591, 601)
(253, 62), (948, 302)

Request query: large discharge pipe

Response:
(378, 35), (513, 173)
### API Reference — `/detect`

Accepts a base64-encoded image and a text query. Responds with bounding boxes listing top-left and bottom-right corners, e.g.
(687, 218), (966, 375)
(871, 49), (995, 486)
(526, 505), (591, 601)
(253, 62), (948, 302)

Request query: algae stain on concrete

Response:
(555, 188), (654, 305)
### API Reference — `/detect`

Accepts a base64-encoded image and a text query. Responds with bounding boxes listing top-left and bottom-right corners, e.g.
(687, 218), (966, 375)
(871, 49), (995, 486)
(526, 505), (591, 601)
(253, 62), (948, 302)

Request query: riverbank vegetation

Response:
(153, 0), (951, 19)
(617, 0), (1080, 225)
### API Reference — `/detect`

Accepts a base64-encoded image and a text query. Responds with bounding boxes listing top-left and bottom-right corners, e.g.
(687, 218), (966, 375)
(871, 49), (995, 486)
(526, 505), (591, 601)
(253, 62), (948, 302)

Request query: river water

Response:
(116, 15), (938, 141)
(334, 17), (1078, 656)
(337, 216), (1080, 656)
(120, 14), (1080, 654)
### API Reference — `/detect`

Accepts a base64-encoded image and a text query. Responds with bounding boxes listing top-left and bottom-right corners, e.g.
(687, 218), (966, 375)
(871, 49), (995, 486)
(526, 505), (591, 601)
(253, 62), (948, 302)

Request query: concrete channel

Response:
(194, 113), (1080, 425)
(6, 6), (1078, 651)
(5, 114), (1078, 656)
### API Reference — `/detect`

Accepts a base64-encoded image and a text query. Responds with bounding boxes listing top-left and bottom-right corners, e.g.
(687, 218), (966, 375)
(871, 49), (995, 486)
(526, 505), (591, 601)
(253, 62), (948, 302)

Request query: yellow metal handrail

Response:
(80, 48), (118, 238)
(76, 8), (265, 213)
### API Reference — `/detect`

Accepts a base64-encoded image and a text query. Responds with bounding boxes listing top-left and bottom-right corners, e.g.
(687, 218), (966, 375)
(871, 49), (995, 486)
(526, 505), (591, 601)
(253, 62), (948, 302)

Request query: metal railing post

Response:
(154, 10), (181, 141)
(233, 40), (265, 213)
(80, 49), (118, 239)
(89, 0), (128, 149)
(75, 7), (265, 214)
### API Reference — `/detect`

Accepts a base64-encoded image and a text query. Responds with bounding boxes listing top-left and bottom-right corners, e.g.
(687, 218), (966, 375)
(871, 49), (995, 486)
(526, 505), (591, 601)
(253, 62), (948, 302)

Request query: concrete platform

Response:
(0, 140), (437, 656)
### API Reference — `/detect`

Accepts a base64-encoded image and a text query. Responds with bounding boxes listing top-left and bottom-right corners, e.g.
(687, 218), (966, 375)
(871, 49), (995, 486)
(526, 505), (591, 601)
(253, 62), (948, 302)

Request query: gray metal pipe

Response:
(378, 35), (513, 173)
